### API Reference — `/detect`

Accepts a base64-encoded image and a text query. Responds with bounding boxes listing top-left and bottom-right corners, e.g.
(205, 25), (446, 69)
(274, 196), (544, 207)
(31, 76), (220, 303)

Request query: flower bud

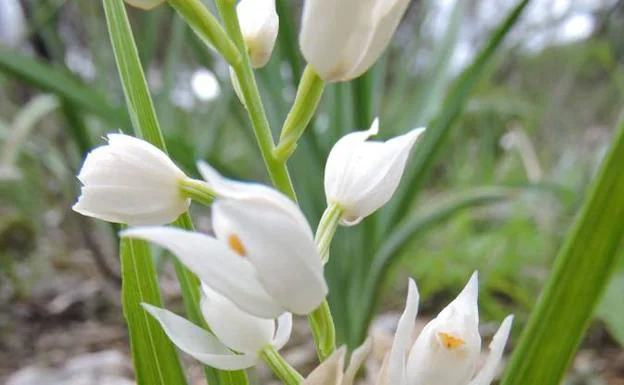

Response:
(300, 0), (410, 82)
(124, 0), (164, 10)
(324, 119), (425, 226)
(303, 338), (373, 385)
(72, 134), (190, 225)
(237, 0), (279, 68)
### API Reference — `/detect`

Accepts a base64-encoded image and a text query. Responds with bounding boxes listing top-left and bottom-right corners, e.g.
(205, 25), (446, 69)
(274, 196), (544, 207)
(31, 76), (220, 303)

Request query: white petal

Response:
(213, 200), (327, 315)
(272, 312), (293, 350)
(468, 315), (514, 385)
(141, 304), (258, 370)
(237, 0), (279, 68)
(342, 337), (373, 385)
(302, 346), (346, 385)
(200, 287), (275, 354)
(324, 121), (424, 226)
(122, 227), (284, 318)
(299, 0), (374, 81)
(346, 0), (411, 79)
(405, 273), (483, 385)
(387, 279), (419, 385)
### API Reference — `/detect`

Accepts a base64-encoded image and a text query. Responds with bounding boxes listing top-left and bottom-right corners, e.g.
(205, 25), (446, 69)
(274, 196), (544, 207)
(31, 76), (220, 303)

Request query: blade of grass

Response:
(102, 0), (242, 383)
(353, 186), (516, 345)
(0, 48), (128, 126)
(382, 0), (530, 234)
(501, 118), (624, 385)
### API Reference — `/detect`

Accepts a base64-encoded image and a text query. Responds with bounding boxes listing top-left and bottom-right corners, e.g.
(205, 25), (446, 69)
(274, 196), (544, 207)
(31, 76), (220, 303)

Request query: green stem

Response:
(274, 65), (325, 162)
(261, 345), (304, 385)
(167, 0), (240, 68)
(215, 0), (296, 200)
(179, 178), (216, 206)
(315, 203), (343, 264)
(307, 300), (336, 361)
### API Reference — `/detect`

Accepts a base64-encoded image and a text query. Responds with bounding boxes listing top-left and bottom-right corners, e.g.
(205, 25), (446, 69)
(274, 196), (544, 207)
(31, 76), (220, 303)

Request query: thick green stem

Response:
(215, 0), (296, 200)
(274, 65), (325, 161)
(261, 345), (304, 385)
(315, 203), (344, 264)
(167, 0), (240, 67)
(307, 300), (336, 361)
(179, 178), (216, 206)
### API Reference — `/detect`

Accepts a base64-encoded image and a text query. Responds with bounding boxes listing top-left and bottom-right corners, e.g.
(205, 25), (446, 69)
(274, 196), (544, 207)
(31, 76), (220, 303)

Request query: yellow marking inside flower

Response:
(438, 332), (465, 350)
(228, 234), (247, 257)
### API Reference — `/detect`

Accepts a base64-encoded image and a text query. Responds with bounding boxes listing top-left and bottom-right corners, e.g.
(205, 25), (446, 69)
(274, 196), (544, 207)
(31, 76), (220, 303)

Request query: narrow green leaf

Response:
(596, 273), (624, 346)
(354, 186), (516, 345)
(501, 119), (624, 385)
(383, 0), (531, 232)
(120, 237), (188, 385)
(0, 48), (127, 125)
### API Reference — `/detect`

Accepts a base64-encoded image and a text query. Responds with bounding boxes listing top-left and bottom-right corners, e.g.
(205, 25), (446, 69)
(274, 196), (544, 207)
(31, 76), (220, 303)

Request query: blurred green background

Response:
(0, 0), (623, 384)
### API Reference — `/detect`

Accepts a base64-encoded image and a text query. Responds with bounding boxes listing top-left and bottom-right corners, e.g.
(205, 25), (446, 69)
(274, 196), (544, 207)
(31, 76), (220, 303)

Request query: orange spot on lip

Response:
(438, 332), (465, 350)
(228, 234), (247, 257)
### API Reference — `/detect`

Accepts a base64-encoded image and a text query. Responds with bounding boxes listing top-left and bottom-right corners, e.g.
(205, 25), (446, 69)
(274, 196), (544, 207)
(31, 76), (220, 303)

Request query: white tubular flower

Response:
(324, 119), (425, 226)
(72, 134), (190, 226)
(124, 0), (164, 10)
(142, 285), (292, 370)
(123, 162), (327, 318)
(237, 0), (279, 68)
(303, 338), (373, 385)
(379, 273), (514, 385)
(300, 0), (410, 82)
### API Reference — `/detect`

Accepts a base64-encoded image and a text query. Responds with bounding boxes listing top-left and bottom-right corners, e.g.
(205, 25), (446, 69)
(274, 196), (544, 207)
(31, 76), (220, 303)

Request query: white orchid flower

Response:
(237, 0), (279, 68)
(73, 134), (190, 226)
(142, 284), (292, 370)
(300, 0), (410, 82)
(302, 338), (373, 385)
(124, 0), (164, 10)
(324, 119), (425, 226)
(123, 163), (327, 318)
(379, 273), (514, 385)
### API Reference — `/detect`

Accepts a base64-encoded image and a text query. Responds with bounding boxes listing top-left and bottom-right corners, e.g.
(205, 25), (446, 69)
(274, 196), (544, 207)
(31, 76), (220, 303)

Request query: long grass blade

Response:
(501, 118), (624, 385)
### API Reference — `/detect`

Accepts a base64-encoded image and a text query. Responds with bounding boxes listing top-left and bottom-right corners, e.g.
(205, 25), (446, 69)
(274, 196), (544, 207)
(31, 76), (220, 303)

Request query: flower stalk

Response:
(274, 65), (325, 162)
(167, 0), (240, 67)
(215, 0), (296, 200)
(315, 203), (343, 264)
(179, 178), (217, 206)
(261, 345), (304, 385)
(308, 300), (336, 361)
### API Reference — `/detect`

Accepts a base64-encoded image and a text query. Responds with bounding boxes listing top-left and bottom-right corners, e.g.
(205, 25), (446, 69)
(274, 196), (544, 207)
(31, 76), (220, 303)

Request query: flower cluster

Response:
(72, 0), (515, 383)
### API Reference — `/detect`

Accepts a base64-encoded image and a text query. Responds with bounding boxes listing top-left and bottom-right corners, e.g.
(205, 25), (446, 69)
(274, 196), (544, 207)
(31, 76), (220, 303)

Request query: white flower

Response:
(324, 119), (425, 226)
(123, 162), (327, 318)
(124, 0), (164, 10)
(142, 284), (292, 370)
(379, 273), (514, 385)
(300, 0), (410, 82)
(72, 134), (190, 226)
(237, 0), (279, 68)
(302, 338), (373, 385)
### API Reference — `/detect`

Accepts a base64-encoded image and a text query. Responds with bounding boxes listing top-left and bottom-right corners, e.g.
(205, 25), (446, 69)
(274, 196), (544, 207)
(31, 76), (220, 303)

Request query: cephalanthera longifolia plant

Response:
(68, 0), (624, 384)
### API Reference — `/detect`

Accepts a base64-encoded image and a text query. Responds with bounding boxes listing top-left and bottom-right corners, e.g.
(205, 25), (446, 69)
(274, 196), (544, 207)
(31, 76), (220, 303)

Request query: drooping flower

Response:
(124, 0), (164, 10)
(237, 0), (279, 68)
(143, 284), (292, 370)
(378, 273), (514, 385)
(123, 162), (327, 318)
(73, 134), (190, 226)
(299, 0), (410, 82)
(324, 119), (425, 226)
(302, 338), (373, 385)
